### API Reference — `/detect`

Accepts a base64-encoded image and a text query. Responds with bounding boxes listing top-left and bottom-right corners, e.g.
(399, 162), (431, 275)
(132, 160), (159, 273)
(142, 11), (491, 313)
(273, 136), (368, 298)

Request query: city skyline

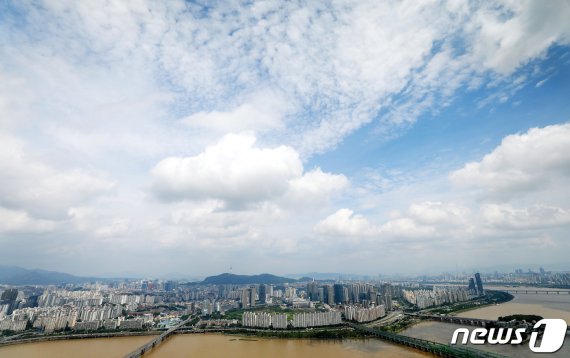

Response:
(1, 1), (570, 277)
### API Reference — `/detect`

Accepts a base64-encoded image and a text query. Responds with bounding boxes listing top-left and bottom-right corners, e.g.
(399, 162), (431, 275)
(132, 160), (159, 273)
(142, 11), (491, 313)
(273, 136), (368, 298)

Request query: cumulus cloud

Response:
(450, 123), (570, 200)
(151, 133), (347, 206)
(314, 209), (378, 237)
(181, 91), (291, 134)
(1, 0), (569, 274)
(482, 204), (570, 230)
(314, 202), (462, 240)
(408, 201), (470, 227)
(468, 0), (570, 74)
(0, 135), (114, 220)
(0, 207), (56, 234)
(287, 168), (349, 205)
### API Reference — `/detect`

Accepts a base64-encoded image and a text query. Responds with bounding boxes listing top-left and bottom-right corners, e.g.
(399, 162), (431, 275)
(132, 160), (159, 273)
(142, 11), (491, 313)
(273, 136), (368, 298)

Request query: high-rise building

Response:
(307, 281), (319, 301)
(333, 284), (345, 304)
(317, 287), (324, 302)
(323, 285), (335, 305)
(240, 288), (249, 308)
(468, 278), (476, 293)
(164, 281), (177, 292)
(249, 287), (257, 307)
(0, 289), (18, 315)
(474, 273), (484, 296)
(259, 284), (267, 304)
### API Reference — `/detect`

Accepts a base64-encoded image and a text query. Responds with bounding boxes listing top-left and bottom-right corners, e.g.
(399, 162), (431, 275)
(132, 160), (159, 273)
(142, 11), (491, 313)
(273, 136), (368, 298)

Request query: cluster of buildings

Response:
(402, 274), (485, 309)
(290, 311), (342, 328)
(1, 269), (523, 335)
(403, 286), (472, 309)
(242, 312), (288, 329)
(305, 282), (399, 308)
(0, 286), (185, 333)
(0, 315), (27, 332)
(344, 304), (385, 323)
(242, 310), (342, 329)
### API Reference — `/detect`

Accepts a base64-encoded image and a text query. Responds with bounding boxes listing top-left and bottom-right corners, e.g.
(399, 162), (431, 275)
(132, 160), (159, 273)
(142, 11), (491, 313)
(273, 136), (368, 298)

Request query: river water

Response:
(0, 334), (428, 358)
(401, 288), (570, 357)
(1, 289), (568, 357)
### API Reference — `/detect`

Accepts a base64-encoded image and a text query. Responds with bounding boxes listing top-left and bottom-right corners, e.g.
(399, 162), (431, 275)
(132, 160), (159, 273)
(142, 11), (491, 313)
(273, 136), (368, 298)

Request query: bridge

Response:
(407, 313), (570, 335)
(406, 313), (495, 327)
(502, 290), (570, 295)
(123, 316), (195, 358)
(348, 322), (506, 358)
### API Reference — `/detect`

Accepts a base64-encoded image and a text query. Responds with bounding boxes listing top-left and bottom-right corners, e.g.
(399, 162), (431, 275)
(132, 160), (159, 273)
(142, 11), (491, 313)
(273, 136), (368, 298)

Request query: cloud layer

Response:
(0, 0), (569, 275)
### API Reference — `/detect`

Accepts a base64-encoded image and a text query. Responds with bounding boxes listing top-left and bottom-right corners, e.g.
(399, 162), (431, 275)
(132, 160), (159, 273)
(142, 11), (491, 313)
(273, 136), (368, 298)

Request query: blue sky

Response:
(0, 0), (569, 277)
(312, 45), (570, 175)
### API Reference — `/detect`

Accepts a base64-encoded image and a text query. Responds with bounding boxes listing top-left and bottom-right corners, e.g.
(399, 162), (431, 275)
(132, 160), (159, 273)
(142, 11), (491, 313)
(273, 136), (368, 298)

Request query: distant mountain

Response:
(285, 272), (368, 280)
(0, 265), (110, 285)
(202, 273), (297, 285)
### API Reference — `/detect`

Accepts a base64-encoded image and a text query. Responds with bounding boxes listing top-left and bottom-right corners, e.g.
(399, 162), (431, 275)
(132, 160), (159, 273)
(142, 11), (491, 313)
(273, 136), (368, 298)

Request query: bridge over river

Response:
(405, 313), (495, 327)
(406, 313), (570, 335)
(123, 316), (194, 358)
(502, 290), (570, 295)
(348, 322), (506, 358)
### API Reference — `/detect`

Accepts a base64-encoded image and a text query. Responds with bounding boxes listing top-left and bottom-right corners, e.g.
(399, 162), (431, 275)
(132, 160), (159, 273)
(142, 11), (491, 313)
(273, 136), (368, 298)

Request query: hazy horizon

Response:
(1, 1), (569, 277)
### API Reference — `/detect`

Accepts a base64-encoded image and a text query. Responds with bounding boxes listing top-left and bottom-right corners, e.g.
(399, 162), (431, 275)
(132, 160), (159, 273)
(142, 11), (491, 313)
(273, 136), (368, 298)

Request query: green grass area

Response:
(378, 316), (420, 333)
(184, 317), (200, 326)
(498, 314), (542, 322)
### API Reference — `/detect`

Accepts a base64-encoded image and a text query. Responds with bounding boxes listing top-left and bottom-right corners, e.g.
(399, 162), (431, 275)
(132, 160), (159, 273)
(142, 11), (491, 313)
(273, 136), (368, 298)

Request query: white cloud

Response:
(0, 207), (56, 233)
(0, 135), (114, 220)
(287, 168), (349, 205)
(450, 123), (570, 201)
(408, 201), (470, 227)
(314, 206), (440, 242)
(151, 133), (301, 203)
(181, 91), (291, 134)
(378, 217), (437, 240)
(151, 133), (346, 205)
(314, 209), (378, 237)
(468, 0), (570, 74)
(1, 1), (570, 274)
(482, 204), (570, 230)
(6, 0), (567, 159)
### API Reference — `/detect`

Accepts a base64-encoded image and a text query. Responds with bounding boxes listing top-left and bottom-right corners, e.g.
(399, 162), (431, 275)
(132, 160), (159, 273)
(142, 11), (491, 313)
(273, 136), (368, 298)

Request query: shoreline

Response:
(0, 331), (160, 347)
(445, 290), (515, 317)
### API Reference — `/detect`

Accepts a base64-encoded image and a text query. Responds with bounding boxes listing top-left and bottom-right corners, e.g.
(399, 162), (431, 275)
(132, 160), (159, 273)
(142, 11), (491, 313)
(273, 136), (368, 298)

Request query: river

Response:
(401, 288), (570, 357)
(0, 334), (428, 358)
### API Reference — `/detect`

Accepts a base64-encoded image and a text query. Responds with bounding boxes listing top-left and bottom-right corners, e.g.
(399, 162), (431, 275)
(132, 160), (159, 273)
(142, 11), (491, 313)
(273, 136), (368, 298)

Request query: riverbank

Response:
(0, 325), (375, 348)
(377, 290), (514, 334)
(420, 290), (514, 316)
(0, 331), (159, 347)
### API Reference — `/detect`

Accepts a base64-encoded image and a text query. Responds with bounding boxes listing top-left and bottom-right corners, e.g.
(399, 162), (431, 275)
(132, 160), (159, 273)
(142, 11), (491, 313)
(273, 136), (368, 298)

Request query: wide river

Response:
(401, 287), (570, 357)
(0, 334), (428, 358)
(1, 288), (568, 357)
